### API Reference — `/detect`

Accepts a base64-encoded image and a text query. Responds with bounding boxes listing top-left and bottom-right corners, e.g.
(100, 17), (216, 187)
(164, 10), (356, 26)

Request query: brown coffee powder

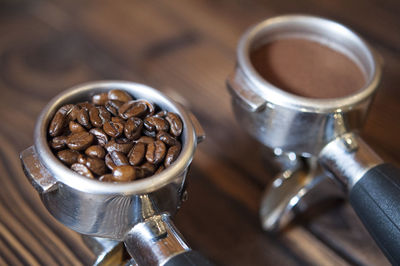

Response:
(250, 38), (366, 99)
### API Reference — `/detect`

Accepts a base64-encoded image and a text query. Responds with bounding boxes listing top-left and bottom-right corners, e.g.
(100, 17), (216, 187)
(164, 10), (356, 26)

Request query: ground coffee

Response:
(250, 38), (366, 99)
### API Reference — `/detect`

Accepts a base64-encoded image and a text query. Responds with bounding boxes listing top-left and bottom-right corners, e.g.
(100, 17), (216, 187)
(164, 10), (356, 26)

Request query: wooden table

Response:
(0, 0), (399, 265)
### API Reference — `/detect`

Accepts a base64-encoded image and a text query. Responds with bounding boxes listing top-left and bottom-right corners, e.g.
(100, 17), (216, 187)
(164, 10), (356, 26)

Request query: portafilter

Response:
(20, 81), (212, 266)
(227, 15), (400, 264)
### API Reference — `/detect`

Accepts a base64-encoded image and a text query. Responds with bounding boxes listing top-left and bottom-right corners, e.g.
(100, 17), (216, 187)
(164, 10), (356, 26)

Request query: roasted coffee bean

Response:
(144, 116), (169, 132)
(89, 106), (103, 127)
(57, 149), (80, 165)
(98, 106), (111, 124)
(77, 108), (91, 129)
(77, 102), (94, 110)
(69, 121), (86, 133)
(66, 131), (94, 150)
(49, 104), (74, 137)
(110, 151), (129, 166)
(118, 100), (148, 119)
(141, 100), (155, 117)
(112, 116), (125, 124)
(85, 145), (106, 159)
(99, 174), (114, 182)
(105, 100), (123, 117)
(92, 92), (108, 105)
(50, 135), (67, 150)
(128, 142), (146, 166)
(71, 163), (94, 179)
(67, 105), (80, 121)
(125, 117), (143, 140)
(103, 120), (124, 138)
(166, 112), (183, 137)
(108, 89), (133, 102)
(105, 153), (117, 171)
(105, 139), (133, 154)
(85, 157), (107, 176)
(77, 154), (87, 164)
(155, 165), (165, 175)
(165, 144), (181, 167)
(146, 140), (166, 164)
(112, 165), (136, 182)
(48, 89), (184, 182)
(155, 110), (167, 118)
(89, 128), (109, 146)
(136, 136), (155, 144)
(156, 131), (178, 146)
(141, 161), (156, 176)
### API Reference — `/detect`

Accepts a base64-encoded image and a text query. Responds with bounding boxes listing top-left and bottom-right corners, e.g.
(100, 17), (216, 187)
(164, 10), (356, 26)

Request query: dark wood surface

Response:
(0, 0), (399, 265)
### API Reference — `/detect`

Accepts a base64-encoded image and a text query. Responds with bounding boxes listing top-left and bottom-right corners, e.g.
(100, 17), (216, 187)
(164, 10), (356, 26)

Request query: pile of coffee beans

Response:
(47, 89), (183, 182)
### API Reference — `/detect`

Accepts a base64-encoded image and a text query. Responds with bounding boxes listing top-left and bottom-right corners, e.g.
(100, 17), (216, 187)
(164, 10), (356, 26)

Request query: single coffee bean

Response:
(77, 102), (94, 111)
(105, 100), (123, 116)
(98, 106), (111, 124)
(105, 139), (133, 154)
(77, 108), (91, 129)
(136, 136), (155, 144)
(112, 165), (136, 182)
(49, 104), (74, 137)
(71, 163), (94, 179)
(125, 117), (143, 140)
(146, 140), (166, 164)
(85, 157), (107, 176)
(128, 142), (146, 166)
(89, 128), (109, 146)
(92, 92), (108, 105)
(57, 149), (80, 165)
(108, 89), (133, 102)
(99, 174), (114, 182)
(144, 116), (169, 132)
(155, 110), (167, 118)
(105, 153), (117, 171)
(141, 100), (155, 117)
(69, 121), (86, 133)
(50, 135), (67, 150)
(66, 131), (94, 150)
(118, 100), (148, 119)
(110, 151), (129, 166)
(89, 106), (103, 128)
(141, 161), (156, 176)
(103, 120), (124, 138)
(164, 144), (181, 167)
(67, 105), (80, 121)
(85, 145), (106, 159)
(77, 154), (87, 164)
(156, 131), (178, 146)
(166, 112), (183, 137)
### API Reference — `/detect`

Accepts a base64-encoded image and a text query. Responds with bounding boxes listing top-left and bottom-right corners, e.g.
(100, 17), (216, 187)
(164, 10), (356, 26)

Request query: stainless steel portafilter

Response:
(227, 15), (400, 264)
(20, 81), (212, 266)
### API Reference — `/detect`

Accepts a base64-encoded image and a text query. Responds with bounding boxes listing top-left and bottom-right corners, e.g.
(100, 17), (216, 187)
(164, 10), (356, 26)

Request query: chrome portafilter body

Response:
(20, 81), (211, 266)
(228, 15), (400, 264)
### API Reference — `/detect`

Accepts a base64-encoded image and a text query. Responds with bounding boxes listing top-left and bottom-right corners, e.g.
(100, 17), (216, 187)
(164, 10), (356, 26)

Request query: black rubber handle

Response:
(164, 250), (214, 266)
(349, 163), (400, 264)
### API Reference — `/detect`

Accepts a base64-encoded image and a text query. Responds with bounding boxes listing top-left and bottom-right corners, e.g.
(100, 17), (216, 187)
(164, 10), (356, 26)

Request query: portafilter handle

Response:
(123, 214), (213, 266)
(319, 133), (400, 264)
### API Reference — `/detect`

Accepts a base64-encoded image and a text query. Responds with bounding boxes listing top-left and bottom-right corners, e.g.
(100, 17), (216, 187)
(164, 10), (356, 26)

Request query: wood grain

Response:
(0, 0), (398, 265)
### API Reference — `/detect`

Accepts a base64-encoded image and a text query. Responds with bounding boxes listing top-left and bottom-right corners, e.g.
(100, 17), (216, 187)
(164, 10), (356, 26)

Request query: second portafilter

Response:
(227, 15), (400, 264)
(20, 81), (212, 266)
